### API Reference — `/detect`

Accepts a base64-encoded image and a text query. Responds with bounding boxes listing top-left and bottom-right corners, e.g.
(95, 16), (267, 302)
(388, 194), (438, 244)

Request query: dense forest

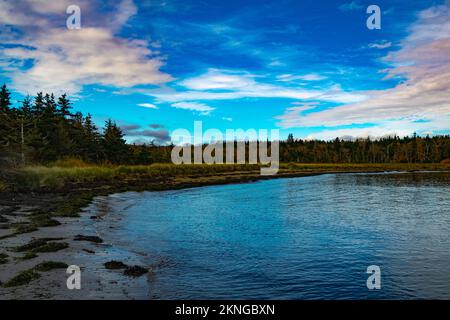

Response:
(0, 85), (449, 166)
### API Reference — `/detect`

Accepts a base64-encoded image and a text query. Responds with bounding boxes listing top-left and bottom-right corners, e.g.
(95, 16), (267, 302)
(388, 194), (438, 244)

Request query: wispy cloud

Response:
(144, 69), (366, 104)
(339, 1), (364, 12)
(368, 41), (393, 49)
(171, 102), (215, 115)
(276, 73), (327, 82)
(138, 103), (159, 109)
(276, 4), (450, 138)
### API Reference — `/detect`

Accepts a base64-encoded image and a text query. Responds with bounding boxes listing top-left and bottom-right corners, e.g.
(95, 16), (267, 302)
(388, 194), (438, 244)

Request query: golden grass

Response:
(16, 162), (449, 190)
(0, 180), (7, 192)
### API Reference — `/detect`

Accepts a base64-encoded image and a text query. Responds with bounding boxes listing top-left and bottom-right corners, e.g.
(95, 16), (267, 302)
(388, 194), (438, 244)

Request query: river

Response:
(88, 172), (450, 299)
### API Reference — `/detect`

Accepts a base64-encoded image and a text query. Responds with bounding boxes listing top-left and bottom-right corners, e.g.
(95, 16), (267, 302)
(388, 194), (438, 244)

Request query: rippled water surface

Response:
(92, 172), (450, 299)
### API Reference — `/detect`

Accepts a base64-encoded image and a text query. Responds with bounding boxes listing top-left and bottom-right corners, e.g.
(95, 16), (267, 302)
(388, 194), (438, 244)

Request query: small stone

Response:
(105, 260), (128, 270)
(123, 265), (148, 277)
(74, 234), (103, 243)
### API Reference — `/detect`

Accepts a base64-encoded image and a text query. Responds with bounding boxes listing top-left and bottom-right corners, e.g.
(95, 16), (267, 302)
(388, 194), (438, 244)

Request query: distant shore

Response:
(1, 163), (449, 299)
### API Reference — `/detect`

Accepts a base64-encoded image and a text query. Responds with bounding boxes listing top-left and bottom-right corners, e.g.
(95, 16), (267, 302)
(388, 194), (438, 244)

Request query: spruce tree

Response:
(0, 84), (13, 149)
(0, 84), (12, 113)
(102, 119), (129, 164)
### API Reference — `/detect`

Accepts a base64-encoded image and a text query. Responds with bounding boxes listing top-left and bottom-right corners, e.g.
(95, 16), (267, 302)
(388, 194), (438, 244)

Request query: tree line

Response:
(0, 84), (132, 165)
(0, 84), (449, 166)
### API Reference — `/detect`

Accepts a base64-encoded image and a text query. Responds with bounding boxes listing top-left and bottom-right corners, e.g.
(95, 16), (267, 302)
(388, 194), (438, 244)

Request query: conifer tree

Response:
(0, 84), (13, 149)
(102, 119), (129, 164)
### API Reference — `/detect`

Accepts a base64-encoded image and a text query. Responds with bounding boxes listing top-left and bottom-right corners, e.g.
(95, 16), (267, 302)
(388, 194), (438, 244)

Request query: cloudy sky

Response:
(0, 0), (449, 143)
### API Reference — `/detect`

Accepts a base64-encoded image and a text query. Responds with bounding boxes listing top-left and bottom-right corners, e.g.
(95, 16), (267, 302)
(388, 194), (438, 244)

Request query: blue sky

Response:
(0, 0), (449, 143)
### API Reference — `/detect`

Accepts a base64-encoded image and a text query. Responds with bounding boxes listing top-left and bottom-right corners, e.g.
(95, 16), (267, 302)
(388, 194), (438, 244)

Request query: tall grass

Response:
(0, 180), (7, 192)
(17, 163), (262, 189)
(14, 162), (449, 190)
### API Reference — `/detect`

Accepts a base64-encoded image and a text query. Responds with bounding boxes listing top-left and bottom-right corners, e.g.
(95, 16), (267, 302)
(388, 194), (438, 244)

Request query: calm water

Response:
(91, 172), (450, 299)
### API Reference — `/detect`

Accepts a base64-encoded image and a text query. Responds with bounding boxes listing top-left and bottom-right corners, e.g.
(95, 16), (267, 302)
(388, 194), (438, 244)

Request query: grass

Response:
(14, 238), (66, 253)
(29, 214), (61, 227)
(31, 242), (68, 253)
(2, 261), (68, 288)
(17, 163), (263, 189)
(0, 180), (7, 192)
(14, 163), (450, 191)
(3, 269), (40, 288)
(20, 252), (38, 260)
(52, 193), (96, 217)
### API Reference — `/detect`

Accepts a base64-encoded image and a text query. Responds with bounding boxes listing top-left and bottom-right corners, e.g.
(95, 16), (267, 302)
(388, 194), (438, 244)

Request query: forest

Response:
(1, 85), (449, 166)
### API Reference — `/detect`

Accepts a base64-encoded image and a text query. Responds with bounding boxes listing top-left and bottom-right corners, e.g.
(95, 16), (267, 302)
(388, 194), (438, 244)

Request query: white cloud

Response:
(113, 0), (138, 28)
(368, 41), (392, 49)
(305, 117), (450, 141)
(172, 102), (215, 115)
(276, 73), (327, 81)
(0, 0), (171, 95)
(222, 117), (233, 122)
(145, 69), (365, 104)
(276, 4), (450, 138)
(339, 1), (363, 12)
(138, 103), (158, 109)
(181, 69), (255, 90)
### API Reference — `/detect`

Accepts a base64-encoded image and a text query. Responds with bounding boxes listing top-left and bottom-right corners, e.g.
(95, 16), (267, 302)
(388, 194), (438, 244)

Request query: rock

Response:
(34, 261), (68, 272)
(74, 234), (103, 243)
(123, 265), (148, 277)
(104, 260), (128, 270)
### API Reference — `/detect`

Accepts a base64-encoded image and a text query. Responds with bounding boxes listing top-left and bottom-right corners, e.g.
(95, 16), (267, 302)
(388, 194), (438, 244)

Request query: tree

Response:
(102, 119), (130, 164)
(57, 93), (72, 118)
(287, 133), (294, 144)
(32, 92), (45, 117)
(0, 84), (12, 113)
(0, 84), (13, 148)
(82, 113), (102, 162)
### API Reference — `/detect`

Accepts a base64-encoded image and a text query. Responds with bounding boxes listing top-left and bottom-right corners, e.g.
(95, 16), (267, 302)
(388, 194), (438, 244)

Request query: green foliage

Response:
(102, 119), (129, 164)
(21, 252), (38, 260)
(2, 269), (40, 287)
(14, 238), (65, 252)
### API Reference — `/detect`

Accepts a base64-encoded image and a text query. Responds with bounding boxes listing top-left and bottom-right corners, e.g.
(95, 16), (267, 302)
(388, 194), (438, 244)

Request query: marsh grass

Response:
(3, 269), (40, 287)
(0, 180), (7, 192)
(2, 261), (68, 288)
(17, 163), (262, 189)
(15, 162), (449, 191)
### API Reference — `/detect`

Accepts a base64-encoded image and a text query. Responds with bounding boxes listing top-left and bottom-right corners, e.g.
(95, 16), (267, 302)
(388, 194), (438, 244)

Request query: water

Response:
(90, 172), (450, 299)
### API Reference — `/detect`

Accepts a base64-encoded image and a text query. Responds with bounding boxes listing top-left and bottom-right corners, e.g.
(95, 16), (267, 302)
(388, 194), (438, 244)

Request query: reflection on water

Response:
(91, 172), (450, 299)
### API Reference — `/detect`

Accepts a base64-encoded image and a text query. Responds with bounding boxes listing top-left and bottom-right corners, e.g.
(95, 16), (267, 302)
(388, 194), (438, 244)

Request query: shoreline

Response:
(1, 164), (449, 299)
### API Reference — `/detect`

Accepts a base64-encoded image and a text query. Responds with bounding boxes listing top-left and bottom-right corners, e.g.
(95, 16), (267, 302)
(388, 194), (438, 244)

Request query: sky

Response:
(0, 0), (449, 144)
